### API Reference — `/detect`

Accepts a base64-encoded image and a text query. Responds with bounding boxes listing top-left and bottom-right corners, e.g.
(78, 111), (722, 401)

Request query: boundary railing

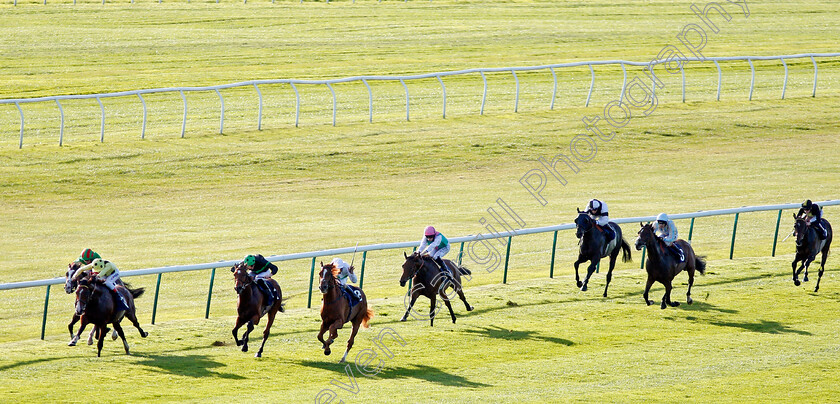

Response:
(11, 0), (429, 5)
(3, 53), (839, 148)
(1, 200), (837, 340)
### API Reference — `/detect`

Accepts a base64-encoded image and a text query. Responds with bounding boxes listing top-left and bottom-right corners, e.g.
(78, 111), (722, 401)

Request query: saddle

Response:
(597, 223), (618, 257)
(341, 285), (362, 322)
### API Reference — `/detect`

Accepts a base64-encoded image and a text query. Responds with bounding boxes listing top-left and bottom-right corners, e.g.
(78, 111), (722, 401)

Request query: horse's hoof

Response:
(324, 349), (331, 356)
(794, 279), (801, 286)
(255, 352), (262, 358)
(467, 305), (474, 311)
(660, 302), (667, 310)
(803, 276), (809, 282)
(339, 358), (346, 364)
(87, 339), (94, 346)
(671, 302), (681, 307)
(236, 340), (243, 346)
(452, 318), (456, 324)
(68, 341), (76, 347)
(602, 292), (608, 298)
(399, 317), (407, 322)
(687, 297), (693, 305)
(576, 281), (583, 288)
(646, 300), (654, 306)
(581, 284), (588, 292)
(242, 345), (248, 353)
(112, 330), (119, 340)
(141, 331), (149, 338)
(815, 287), (820, 293)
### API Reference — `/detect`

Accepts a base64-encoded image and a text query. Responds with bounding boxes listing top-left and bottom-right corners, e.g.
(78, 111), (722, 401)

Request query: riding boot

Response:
(604, 225), (615, 244)
(113, 288), (129, 311)
(815, 222), (827, 240)
(257, 279), (274, 306)
(434, 257), (450, 277)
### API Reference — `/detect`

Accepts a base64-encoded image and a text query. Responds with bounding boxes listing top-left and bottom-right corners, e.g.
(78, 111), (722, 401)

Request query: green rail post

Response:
(772, 209), (782, 257)
(457, 242), (464, 266)
(596, 261), (600, 273)
(359, 251), (367, 289)
(549, 230), (558, 278)
(688, 217), (695, 242)
(640, 246), (646, 269)
(503, 236), (512, 284)
(151, 273), (162, 325)
(40, 285), (51, 340)
(205, 267), (216, 319)
(307, 257), (316, 309)
(729, 212), (739, 259)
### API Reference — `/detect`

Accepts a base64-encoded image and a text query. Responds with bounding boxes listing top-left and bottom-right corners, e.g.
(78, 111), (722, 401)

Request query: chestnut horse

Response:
(399, 252), (473, 326)
(231, 262), (284, 358)
(792, 215), (833, 292)
(317, 262), (373, 363)
(635, 223), (706, 309)
(74, 277), (148, 356)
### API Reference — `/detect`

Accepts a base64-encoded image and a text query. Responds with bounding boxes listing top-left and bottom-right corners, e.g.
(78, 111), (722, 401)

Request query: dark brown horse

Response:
(573, 211), (632, 296)
(399, 252), (473, 326)
(66, 261), (119, 345)
(230, 262), (284, 358)
(317, 262), (373, 363)
(634, 223), (706, 309)
(792, 215), (833, 292)
(74, 277), (148, 356)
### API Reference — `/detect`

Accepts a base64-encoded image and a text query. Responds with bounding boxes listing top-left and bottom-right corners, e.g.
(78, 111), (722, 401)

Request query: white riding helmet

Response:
(656, 213), (670, 222)
(331, 258), (349, 271)
(589, 199), (601, 210)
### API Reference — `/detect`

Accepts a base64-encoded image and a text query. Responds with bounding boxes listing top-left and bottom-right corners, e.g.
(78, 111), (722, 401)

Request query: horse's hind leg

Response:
(662, 280), (679, 309)
(400, 292), (420, 322)
(441, 294), (457, 324)
(686, 269), (695, 304)
(340, 320), (362, 364)
(603, 256), (617, 298)
(255, 311), (277, 358)
(124, 310), (148, 338)
(815, 251), (829, 293)
(456, 289), (474, 311)
(113, 322), (130, 355)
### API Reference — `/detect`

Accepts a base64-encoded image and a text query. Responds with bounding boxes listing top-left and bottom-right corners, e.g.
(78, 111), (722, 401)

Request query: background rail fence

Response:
(1, 200), (837, 340)
(2, 53), (839, 149)
(11, 0), (430, 5)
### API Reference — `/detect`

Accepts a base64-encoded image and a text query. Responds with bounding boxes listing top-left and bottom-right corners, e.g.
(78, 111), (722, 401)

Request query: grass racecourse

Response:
(1, 0), (840, 402)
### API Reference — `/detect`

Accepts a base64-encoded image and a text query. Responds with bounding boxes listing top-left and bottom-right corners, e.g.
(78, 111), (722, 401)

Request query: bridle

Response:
(233, 267), (253, 295)
(576, 213), (593, 239)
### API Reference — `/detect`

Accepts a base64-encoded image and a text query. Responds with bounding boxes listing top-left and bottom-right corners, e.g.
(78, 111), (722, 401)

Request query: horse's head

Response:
(231, 263), (251, 295)
(400, 252), (424, 287)
(635, 222), (656, 251)
(575, 212), (593, 239)
(75, 277), (95, 316)
(793, 215), (810, 247)
(65, 261), (82, 294)
(319, 262), (339, 294)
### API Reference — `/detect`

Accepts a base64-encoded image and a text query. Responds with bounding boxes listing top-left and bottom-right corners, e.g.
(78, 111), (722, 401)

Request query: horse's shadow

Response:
(134, 353), (245, 379)
(707, 319), (812, 335)
(294, 360), (491, 388)
(459, 325), (574, 346)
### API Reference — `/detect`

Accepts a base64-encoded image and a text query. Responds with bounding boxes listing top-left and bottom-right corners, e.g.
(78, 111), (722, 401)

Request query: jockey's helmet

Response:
(424, 226), (437, 237)
(244, 255), (256, 267)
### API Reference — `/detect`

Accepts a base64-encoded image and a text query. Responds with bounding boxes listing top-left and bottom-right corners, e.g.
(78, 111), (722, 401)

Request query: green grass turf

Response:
(0, 0), (839, 402)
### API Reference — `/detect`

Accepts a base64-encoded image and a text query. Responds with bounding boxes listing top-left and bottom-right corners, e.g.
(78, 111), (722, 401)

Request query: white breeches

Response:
(592, 215), (609, 226)
(102, 271), (120, 290)
(430, 244), (450, 260)
(253, 271), (272, 280)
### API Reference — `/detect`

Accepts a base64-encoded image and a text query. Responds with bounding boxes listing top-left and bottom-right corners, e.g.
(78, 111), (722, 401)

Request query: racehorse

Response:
(573, 210), (632, 297)
(65, 261), (116, 346)
(399, 252), (474, 326)
(230, 262), (284, 358)
(792, 215), (833, 292)
(317, 262), (373, 363)
(74, 277), (148, 356)
(635, 223), (706, 309)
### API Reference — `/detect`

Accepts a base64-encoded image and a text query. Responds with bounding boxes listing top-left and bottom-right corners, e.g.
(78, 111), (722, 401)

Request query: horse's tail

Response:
(620, 238), (632, 263)
(694, 255), (707, 275)
(128, 286), (146, 299)
(361, 308), (374, 329)
(458, 265), (471, 276)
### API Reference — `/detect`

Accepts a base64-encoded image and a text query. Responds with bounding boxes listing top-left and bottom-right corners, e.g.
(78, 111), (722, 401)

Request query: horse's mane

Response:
(322, 263), (340, 277)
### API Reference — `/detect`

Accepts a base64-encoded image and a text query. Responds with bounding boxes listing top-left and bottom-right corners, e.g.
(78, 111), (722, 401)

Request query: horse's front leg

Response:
(803, 255), (816, 283)
(400, 292), (420, 322)
(240, 320), (255, 353)
(324, 319), (342, 356)
(574, 255), (585, 288)
(792, 258), (802, 286)
(581, 259), (598, 292)
(429, 295), (438, 327)
(643, 277), (655, 306)
(232, 316), (247, 346)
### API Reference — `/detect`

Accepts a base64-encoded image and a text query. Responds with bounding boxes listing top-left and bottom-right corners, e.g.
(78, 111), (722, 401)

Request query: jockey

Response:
(419, 226), (451, 276)
(585, 199), (614, 244)
(75, 248), (101, 266)
(797, 200), (827, 240)
(331, 258), (361, 305)
(653, 213), (684, 262)
(73, 258), (130, 310)
(243, 254), (279, 305)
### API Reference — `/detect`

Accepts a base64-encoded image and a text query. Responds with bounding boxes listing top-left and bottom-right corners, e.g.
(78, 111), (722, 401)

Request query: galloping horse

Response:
(317, 262), (373, 363)
(399, 252), (473, 326)
(792, 215), (833, 292)
(74, 277), (148, 356)
(573, 210), (632, 297)
(635, 223), (706, 309)
(65, 261), (116, 346)
(230, 262), (284, 358)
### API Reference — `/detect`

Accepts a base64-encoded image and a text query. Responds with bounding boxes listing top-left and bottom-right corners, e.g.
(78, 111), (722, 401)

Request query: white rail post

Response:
(436, 75), (447, 118)
(714, 60), (722, 101)
(179, 90), (188, 138)
(480, 71), (487, 115)
(96, 97), (105, 142)
(549, 67), (557, 110)
(56, 100), (65, 146)
(400, 79), (410, 121)
(586, 64), (594, 107)
(215, 89), (224, 134)
(138, 94), (147, 139)
(748, 58), (755, 101)
(511, 70), (519, 113)
(680, 65), (686, 103)
(811, 56), (818, 97)
(327, 83), (337, 126)
(780, 58), (788, 100)
(361, 79), (373, 123)
(253, 84), (262, 130)
(290, 83), (300, 127)
(15, 102), (24, 149)
(619, 62), (627, 103)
